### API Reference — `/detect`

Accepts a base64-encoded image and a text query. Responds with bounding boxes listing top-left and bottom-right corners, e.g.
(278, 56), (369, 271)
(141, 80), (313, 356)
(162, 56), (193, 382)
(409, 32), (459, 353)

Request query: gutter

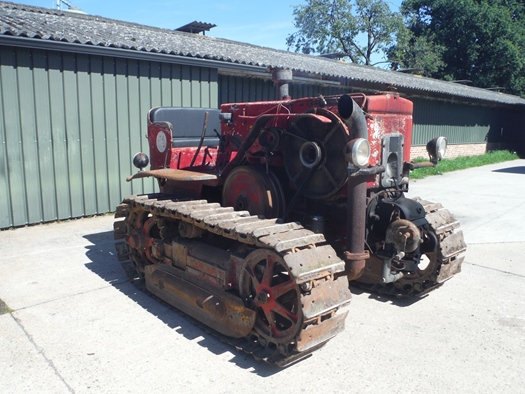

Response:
(0, 35), (268, 75)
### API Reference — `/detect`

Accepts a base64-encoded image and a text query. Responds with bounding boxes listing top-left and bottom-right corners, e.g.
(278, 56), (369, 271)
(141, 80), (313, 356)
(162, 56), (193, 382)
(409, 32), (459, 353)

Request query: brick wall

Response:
(410, 143), (487, 160)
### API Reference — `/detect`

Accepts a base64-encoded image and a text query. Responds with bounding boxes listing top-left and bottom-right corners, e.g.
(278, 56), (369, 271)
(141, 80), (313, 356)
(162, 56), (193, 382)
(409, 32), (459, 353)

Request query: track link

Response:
(360, 197), (467, 297)
(114, 193), (351, 366)
(414, 197), (466, 283)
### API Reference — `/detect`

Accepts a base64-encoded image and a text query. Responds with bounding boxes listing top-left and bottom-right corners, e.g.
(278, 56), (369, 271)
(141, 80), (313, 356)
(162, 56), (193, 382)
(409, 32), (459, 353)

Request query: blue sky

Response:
(16, 0), (403, 52)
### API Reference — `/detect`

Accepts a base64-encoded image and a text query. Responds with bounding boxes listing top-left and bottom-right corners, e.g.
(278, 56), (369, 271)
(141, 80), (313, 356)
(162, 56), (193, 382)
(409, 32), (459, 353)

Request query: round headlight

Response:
(435, 136), (447, 159)
(133, 152), (149, 170)
(345, 138), (370, 168)
(426, 136), (448, 161)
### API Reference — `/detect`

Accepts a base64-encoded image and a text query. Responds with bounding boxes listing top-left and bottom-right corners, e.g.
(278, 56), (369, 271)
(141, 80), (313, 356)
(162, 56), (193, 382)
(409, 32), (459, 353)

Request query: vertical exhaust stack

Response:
(338, 95), (370, 281)
(272, 68), (293, 100)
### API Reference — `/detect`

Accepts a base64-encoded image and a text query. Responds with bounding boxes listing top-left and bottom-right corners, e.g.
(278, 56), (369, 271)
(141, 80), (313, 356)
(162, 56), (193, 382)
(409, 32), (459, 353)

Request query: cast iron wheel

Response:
(222, 166), (285, 219)
(240, 249), (302, 348)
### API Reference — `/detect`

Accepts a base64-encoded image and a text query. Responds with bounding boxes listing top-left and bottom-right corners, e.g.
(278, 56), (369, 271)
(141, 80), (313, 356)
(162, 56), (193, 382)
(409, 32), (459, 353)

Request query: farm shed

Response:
(1, 1), (524, 227)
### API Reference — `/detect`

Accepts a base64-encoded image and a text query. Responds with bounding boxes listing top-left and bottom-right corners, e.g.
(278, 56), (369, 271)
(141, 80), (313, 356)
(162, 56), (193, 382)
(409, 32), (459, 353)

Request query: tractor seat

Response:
(149, 107), (221, 148)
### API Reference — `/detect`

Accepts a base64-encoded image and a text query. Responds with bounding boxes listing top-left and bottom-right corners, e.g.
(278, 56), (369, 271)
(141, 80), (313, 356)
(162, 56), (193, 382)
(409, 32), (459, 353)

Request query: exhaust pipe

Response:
(272, 68), (293, 100)
(338, 94), (368, 140)
(338, 95), (370, 281)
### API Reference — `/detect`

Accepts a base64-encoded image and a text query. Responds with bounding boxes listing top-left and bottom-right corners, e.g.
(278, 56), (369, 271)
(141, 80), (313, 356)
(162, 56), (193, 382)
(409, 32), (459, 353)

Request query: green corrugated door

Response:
(0, 46), (218, 228)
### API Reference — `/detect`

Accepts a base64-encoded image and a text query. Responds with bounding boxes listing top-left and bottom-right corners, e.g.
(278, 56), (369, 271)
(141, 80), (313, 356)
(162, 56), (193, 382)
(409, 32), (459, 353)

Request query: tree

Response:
(391, 0), (525, 96)
(387, 22), (446, 74)
(286, 0), (403, 66)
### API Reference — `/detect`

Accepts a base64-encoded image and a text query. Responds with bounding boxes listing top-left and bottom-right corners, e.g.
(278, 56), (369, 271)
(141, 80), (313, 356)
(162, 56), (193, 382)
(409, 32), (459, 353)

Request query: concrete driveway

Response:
(1, 160), (524, 393)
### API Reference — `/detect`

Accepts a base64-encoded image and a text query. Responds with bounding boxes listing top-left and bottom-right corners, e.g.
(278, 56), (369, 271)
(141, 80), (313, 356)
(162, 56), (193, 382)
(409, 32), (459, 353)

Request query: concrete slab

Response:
(0, 160), (524, 393)
(0, 314), (69, 393)
(406, 160), (525, 244)
(0, 217), (126, 310)
(3, 282), (244, 393)
(465, 242), (525, 276)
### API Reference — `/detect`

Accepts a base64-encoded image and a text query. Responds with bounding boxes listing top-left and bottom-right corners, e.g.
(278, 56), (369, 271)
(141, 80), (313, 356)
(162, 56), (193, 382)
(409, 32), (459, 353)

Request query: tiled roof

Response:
(2, 1), (525, 106)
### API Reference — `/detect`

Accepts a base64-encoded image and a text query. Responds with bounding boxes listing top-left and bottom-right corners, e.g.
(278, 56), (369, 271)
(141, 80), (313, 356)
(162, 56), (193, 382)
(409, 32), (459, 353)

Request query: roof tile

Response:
(1, 1), (524, 105)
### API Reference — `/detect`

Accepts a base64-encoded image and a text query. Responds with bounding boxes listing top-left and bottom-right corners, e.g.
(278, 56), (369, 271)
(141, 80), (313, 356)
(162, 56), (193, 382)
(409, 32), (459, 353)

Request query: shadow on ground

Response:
(82, 230), (426, 374)
(82, 230), (282, 377)
(349, 285), (427, 307)
(493, 166), (525, 175)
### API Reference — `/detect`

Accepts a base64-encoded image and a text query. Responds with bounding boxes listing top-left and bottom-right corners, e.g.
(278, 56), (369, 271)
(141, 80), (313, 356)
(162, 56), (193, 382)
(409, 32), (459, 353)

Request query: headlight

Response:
(133, 152), (149, 170)
(345, 138), (370, 168)
(426, 136), (447, 161)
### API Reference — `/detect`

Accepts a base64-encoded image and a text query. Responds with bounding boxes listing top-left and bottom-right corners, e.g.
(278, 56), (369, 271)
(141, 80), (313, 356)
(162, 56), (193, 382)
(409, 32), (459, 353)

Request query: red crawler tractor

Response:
(114, 92), (466, 365)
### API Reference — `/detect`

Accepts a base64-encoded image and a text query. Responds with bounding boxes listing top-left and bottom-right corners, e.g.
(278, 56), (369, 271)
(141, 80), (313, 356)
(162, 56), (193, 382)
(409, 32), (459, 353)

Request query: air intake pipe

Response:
(338, 94), (370, 281)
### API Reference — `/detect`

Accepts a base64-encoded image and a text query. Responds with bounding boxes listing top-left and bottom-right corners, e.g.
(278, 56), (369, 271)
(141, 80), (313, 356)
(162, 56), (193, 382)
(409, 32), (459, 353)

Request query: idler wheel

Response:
(240, 249), (302, 347)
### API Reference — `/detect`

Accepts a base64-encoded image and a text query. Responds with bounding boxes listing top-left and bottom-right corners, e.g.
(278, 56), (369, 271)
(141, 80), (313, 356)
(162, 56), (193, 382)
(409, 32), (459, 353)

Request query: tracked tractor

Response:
(114, 92), (466, 365)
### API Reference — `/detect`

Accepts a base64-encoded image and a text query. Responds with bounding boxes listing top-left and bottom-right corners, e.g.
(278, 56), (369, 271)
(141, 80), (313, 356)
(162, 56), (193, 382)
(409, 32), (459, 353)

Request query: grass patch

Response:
(410, 150), (519, 179)
(0, 299), (13, 315)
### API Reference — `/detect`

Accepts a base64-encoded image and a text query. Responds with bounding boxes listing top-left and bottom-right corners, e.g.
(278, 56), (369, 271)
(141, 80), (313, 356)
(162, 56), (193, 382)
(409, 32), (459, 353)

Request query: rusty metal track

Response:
(359, 197), (467, 297)
(414, 197), (466, 284)
(114, 193), (351, 366)
(123, 273), (325, 367)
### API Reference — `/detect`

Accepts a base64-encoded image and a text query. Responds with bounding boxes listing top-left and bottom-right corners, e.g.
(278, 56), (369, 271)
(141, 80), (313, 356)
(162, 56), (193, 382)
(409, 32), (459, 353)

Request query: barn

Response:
(1, 1), (524, 228)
